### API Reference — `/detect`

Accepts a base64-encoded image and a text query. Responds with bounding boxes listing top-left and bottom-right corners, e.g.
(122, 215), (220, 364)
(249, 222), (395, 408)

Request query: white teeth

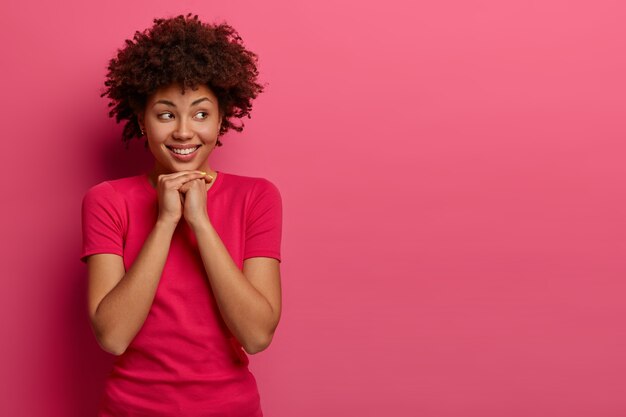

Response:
(170, 146), (199, 155)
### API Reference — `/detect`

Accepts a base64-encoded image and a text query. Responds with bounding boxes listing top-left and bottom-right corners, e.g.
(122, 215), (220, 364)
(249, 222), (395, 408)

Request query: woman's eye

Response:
(158, 112), (174, 120)
(195, 111), (208, 119)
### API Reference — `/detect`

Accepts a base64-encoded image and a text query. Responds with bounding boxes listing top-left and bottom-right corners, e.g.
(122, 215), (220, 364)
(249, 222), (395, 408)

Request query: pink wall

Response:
(1, 0), (625, 416)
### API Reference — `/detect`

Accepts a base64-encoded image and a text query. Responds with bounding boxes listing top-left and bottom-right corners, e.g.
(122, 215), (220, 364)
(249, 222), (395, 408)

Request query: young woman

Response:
(80, 14), (282, 417)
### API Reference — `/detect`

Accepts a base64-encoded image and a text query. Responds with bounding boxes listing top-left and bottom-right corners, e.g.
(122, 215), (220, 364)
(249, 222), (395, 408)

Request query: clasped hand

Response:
(155, 170), (214, 228)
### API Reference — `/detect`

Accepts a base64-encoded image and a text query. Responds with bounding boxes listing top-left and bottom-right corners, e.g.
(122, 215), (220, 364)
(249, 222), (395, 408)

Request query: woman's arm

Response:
(180, 179), (281, 354)
(88, 219), (178, 355)
(191, 220), (282, 354)
(87, 171), (206, 355)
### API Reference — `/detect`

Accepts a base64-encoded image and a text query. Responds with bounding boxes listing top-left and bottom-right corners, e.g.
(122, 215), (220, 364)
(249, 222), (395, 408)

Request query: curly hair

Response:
(100, 13), (266, 148)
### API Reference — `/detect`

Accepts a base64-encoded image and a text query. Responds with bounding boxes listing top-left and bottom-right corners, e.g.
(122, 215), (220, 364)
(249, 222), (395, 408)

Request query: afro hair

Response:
(100, 13), (266, 148)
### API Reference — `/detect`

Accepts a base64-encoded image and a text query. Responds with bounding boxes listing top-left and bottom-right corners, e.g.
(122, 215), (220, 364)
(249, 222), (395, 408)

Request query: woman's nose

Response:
(173, 118), (193, 139)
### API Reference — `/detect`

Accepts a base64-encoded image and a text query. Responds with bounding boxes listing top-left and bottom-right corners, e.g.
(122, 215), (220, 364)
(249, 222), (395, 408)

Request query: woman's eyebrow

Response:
(152, 97), (213, 108)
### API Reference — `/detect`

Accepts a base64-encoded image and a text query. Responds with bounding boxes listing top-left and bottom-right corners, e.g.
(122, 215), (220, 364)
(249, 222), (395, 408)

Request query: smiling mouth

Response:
(166, 145), (201, 155)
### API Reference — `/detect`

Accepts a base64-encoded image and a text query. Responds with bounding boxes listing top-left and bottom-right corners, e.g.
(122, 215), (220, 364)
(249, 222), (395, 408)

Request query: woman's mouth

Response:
(166, 145), (201, 161)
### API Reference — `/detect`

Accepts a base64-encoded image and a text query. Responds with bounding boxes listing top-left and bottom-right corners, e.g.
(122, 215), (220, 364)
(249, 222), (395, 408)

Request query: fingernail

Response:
(200, 171), (207, 175)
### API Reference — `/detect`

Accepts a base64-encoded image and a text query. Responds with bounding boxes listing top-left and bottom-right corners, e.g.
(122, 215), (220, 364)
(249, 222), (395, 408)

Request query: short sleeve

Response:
(243, 179), (283, 263)
(80, 182), (126, 263)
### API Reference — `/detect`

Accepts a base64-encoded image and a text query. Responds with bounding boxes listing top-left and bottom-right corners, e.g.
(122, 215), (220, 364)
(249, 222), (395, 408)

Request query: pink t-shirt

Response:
(80, 171), (282, 417)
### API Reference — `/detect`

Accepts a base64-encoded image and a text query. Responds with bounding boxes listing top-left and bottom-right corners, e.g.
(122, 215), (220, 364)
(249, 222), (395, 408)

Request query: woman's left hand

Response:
(180, 173), (214, 228)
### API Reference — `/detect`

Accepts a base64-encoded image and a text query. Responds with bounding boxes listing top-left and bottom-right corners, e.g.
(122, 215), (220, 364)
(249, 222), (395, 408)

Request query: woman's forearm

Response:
(191, 220), (275, 354)
(94, 219), (177, 355)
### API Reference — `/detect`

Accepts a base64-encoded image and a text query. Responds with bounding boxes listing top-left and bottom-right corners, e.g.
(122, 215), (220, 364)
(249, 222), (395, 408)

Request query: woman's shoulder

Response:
(220, 173), (282, 215)
(83, 174), (146, 198)
(221, 171), (280, 193)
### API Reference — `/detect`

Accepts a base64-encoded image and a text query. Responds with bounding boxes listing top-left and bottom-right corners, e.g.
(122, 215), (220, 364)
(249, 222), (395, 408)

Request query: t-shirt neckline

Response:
(139, 170), (224, 196)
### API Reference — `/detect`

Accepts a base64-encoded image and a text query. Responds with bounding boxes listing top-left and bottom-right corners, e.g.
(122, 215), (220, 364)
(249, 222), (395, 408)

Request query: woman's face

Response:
(139, 83), (222, 174)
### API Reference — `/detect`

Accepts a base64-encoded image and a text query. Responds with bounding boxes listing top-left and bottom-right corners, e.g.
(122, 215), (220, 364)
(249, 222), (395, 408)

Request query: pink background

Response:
(1, 0), (625, 416)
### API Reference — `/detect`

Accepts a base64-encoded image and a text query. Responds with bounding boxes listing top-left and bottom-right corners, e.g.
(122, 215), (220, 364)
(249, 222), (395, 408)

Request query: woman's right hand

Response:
(155, 170), (208, 225)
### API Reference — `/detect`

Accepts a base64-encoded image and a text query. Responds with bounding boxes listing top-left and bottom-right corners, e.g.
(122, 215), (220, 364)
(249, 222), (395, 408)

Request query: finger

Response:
(165, 172), (208, 190)
(200, 173), (213, 185)
(178, 178), (204, 193)
(157, 170), (200, 183)
(158, 170), (207, 182)
(179, 181), (193, 193)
